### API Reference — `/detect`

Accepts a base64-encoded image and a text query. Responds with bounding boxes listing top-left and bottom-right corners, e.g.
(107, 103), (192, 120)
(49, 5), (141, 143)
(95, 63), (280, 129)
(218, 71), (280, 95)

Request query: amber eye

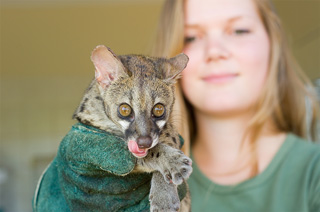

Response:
(152, 104), (165, 118)
(118, 103), (132, 117)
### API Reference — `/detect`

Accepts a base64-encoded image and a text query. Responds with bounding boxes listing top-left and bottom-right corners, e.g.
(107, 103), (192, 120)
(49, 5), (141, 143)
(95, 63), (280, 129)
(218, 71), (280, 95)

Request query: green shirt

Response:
(188, 134), (320, 212)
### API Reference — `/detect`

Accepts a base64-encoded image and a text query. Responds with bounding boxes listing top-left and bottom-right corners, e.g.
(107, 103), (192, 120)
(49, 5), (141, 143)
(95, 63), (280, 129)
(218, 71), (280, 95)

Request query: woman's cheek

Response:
(181, 61), (197, 103)
(183, 46), (202, 73)
(235, 33), (270, 76)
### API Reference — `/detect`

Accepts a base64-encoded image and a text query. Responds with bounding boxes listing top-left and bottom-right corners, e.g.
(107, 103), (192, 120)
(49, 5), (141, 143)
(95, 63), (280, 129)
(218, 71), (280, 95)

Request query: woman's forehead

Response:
(185, 0), (260, 25)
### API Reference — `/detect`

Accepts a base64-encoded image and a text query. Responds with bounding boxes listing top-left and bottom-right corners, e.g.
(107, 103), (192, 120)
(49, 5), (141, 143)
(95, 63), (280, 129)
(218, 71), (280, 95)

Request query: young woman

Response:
(152, 0), (320, 211)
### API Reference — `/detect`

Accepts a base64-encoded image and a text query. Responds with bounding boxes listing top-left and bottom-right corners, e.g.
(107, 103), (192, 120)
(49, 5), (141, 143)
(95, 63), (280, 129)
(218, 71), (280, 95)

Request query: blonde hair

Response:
(151, 0), (319, 158)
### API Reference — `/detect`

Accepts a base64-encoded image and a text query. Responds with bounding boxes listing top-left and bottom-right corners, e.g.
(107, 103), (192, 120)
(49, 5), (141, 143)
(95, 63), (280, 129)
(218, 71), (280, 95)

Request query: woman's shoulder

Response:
(278, 133), (320, 211)
(287, 133), (320, 211)
(286, 133), (320, 156)
(283, 133), (320, 182)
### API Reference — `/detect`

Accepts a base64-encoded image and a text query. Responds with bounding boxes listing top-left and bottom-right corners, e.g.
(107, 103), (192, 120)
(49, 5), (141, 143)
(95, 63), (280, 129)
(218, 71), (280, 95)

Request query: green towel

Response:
(33, 123), (186, 212)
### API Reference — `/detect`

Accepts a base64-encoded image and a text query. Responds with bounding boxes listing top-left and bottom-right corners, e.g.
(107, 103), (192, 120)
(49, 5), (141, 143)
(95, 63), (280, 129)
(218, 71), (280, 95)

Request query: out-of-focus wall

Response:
(0, 0), (319, 212)
(0, 1), (164, 212)
(274, 1), (320, 81)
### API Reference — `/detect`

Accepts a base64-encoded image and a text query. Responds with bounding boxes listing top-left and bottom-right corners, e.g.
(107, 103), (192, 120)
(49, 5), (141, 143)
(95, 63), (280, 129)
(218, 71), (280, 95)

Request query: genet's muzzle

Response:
(136, 136), (152, 149)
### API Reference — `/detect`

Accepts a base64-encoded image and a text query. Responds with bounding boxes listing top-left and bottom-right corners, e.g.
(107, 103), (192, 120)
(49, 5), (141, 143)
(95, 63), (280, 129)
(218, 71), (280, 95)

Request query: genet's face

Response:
(182, 0), (270, 117)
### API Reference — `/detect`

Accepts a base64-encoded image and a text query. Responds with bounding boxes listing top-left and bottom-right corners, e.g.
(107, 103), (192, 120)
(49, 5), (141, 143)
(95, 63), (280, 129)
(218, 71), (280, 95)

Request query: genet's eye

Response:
(118, 103), (132, 117)
(152, 103), (165, 118)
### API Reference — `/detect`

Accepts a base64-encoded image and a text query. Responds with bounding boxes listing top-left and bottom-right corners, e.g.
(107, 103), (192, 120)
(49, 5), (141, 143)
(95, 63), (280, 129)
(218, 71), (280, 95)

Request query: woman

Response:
(152, 0), (320, 211)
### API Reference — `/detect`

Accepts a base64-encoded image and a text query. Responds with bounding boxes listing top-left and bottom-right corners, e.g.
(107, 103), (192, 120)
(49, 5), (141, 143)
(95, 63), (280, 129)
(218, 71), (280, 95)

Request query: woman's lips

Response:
(202, 73), (238, 83)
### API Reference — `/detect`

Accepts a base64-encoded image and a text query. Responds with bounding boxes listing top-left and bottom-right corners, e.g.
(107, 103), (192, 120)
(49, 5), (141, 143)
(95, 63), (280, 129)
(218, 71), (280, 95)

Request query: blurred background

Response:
(0, 0), (319, 211)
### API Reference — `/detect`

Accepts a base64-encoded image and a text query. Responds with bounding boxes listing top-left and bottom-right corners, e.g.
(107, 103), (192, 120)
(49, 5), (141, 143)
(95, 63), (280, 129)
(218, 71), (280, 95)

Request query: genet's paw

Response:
(160, 149), (193, 185)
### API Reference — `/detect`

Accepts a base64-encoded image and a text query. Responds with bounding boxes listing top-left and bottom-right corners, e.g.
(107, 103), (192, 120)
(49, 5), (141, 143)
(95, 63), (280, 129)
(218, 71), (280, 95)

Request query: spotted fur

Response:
(73, 45), (192, 212)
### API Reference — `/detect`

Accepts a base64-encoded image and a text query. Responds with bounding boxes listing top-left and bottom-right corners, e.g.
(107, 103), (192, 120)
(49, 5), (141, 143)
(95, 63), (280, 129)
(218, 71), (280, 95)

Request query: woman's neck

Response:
(192, 109), (285, 185)
(193, 110), (252, 160)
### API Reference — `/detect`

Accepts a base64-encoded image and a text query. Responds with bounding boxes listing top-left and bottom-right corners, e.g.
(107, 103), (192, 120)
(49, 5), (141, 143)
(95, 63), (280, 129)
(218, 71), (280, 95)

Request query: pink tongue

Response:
(128, 140), (146, 154)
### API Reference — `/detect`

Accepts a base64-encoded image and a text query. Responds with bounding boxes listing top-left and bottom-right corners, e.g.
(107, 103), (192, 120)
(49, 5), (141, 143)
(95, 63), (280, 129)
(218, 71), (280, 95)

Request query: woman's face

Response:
(182, 0), (270, 117)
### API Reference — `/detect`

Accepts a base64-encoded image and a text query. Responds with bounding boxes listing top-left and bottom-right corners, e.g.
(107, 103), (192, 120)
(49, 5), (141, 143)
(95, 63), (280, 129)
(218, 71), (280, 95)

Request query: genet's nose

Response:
(136, 136), (152, 149)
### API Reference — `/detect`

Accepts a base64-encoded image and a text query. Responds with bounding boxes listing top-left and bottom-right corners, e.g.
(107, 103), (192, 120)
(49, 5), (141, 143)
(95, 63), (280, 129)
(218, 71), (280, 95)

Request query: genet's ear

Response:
(164, 53), (189, 83)
(91, 45), (126, 89)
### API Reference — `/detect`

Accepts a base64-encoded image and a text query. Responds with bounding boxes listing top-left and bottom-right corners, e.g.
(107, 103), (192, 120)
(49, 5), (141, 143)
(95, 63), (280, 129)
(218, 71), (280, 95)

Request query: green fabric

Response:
(33, 123), (186, 212)
(188, 133), (320, 212)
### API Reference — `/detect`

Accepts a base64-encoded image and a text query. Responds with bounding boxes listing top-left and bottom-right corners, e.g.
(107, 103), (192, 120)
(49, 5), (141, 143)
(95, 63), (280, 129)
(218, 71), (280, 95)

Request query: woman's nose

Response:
(205, 34), (230, 62)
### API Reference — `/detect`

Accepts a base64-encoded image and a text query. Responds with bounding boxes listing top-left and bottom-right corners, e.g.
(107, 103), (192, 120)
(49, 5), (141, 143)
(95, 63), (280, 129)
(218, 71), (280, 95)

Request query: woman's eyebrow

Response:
(184, 15), (255, 31)
(227, 15), (256, 24)
(185, 16), (251, 28)
(227, 16), (245, 24)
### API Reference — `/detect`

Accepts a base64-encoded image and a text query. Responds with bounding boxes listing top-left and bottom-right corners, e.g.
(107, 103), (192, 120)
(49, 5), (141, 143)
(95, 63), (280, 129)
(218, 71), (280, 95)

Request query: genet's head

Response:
(91, 45), (188, 157)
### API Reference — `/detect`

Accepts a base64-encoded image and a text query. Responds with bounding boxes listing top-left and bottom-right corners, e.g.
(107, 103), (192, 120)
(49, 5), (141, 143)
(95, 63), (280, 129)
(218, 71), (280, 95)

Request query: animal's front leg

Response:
(136, 143), (192, 185)
(149, 171), (180, 212)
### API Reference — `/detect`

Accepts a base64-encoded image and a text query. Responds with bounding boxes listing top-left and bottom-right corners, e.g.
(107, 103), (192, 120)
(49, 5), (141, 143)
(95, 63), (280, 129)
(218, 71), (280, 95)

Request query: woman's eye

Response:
(184, 36), (196, 44)
(118, 103), (132, 117)
(233, 29), (251, 35)
(152, 103), (165, 118)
